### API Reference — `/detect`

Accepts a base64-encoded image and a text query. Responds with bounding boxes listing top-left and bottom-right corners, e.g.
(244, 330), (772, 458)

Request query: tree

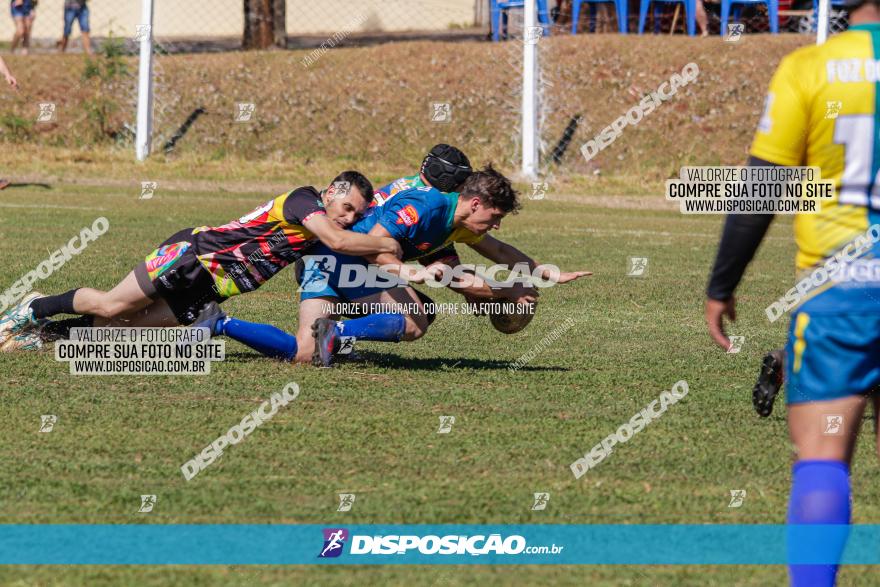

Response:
(243, 0), (286, 50)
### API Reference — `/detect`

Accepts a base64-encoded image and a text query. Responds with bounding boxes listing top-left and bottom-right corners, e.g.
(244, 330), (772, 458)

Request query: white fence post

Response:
(521, 0), (538, 180)
(136, 0), (155, 161)
(816, 0), (830, 44)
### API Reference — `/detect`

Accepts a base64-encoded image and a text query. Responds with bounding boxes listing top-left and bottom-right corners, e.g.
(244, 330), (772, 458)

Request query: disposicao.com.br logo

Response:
(318, 529), (563, 558)
(319, 528), (349, 558)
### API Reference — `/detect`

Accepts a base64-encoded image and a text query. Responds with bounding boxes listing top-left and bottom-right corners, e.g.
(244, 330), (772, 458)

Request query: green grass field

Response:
(2, 180), (879, 586)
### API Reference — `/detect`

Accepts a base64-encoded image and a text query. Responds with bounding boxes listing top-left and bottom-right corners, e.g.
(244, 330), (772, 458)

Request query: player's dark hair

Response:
(459, 164), (520, 214)
(331, 170), (374, 203)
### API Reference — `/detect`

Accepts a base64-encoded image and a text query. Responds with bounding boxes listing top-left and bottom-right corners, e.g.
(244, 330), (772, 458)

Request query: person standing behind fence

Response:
(10, 0), (36, 55)
(59, 0), (90, 55)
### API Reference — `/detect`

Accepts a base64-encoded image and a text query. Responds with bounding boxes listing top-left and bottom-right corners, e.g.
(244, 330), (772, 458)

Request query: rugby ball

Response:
(489, 299), (537, 334)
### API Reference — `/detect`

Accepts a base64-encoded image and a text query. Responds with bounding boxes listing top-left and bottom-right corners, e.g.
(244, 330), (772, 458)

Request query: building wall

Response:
(0, 0), (478, 42)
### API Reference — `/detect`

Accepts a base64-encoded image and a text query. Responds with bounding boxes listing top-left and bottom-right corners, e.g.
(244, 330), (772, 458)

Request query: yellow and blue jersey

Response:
(752, 23), (880, 273)
(298, 186), (484, 303)
(373, 175), (469, 266)
(755, 24), (880, 403)
(354, 185), (483, 261)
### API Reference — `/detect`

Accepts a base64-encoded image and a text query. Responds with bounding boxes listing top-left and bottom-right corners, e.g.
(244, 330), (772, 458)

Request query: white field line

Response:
(570, 227), (790, 241)
(0, 203), (106, 211)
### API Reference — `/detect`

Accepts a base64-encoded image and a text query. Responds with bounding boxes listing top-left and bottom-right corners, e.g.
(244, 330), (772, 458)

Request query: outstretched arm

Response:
(468, 234), (592, 285)
(418, 254), (525, 302)
(412, 235), (592, 305)
(704, 156), (778, 350)
(303, 214), (402, 259)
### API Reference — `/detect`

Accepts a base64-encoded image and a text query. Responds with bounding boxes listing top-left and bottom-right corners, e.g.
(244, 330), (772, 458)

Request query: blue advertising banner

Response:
(0, 524), (874, 565)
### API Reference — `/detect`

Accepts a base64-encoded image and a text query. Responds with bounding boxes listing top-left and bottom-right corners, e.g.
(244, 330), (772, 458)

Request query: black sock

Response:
(30, 289), (81, 319)
(40, 315), (94, 340)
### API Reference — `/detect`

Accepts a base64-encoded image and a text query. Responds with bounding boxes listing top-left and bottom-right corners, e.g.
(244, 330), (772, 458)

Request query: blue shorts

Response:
(10, 1), (33, 18)
(63, 5), (89, 35)
(785, 309), (880, 404)
(298, 244), (405, 303)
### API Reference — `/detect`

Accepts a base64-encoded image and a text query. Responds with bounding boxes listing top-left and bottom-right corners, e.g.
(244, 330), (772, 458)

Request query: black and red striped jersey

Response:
(191, 187), (326, 296)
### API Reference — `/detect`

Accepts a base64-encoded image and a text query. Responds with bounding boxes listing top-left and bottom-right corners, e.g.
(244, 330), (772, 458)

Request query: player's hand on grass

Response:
(555, 269), (592, 284)
(534, 265), (592, 284)
(4, 74), (17, 89)
(705, 296), (736, 350)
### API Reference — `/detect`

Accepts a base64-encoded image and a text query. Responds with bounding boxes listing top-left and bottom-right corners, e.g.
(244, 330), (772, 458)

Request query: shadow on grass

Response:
(348, 351), (567, 372)
(224, 351), (570, 373)
(3, 182), (52, 190)
(219, 351), (565, 372)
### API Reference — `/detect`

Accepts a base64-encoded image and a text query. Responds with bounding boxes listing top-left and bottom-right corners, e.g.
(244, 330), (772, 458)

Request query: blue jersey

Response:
(352, 186), (483, 261)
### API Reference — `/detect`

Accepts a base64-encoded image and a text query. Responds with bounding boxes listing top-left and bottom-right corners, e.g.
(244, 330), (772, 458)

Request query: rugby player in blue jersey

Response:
(199, 164), (590, 365)
(374, 144), (533, 309)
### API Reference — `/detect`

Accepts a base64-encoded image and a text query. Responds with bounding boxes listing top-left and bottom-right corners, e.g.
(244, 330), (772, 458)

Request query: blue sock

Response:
(336, 313), (405, 342)
(218, 317), (298, 361)
(787, 460), (851, 587)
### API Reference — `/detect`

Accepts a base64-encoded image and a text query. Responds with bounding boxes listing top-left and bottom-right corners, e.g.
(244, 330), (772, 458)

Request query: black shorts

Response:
(133, 228), (224, 325)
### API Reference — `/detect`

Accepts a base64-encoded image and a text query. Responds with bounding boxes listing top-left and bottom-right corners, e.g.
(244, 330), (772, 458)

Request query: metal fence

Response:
(0, 1), (845, 180)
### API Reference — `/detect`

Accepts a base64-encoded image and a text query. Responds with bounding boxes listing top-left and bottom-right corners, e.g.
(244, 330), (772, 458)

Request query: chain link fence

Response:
(143, 0), (493, 170)
(0, 0), (848, 180)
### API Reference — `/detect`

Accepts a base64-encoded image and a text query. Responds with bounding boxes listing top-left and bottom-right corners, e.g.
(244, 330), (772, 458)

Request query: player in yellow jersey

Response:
(705, 3), (880, 585)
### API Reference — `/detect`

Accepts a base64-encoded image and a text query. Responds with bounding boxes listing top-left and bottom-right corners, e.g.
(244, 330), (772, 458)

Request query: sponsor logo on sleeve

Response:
(396, 205), (420, 227)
